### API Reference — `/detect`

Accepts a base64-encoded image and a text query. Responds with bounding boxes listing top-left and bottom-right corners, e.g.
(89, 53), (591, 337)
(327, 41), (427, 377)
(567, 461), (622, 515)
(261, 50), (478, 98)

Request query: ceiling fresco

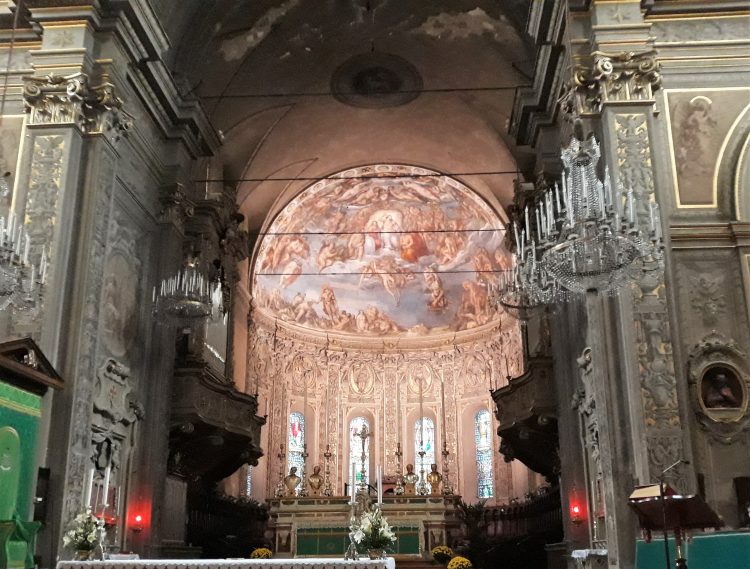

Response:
(252, 164), (509, 336)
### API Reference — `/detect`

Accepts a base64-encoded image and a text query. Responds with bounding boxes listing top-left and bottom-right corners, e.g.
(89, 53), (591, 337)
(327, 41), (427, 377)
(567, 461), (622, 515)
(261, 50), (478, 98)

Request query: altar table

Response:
(57, 560), (395, 569)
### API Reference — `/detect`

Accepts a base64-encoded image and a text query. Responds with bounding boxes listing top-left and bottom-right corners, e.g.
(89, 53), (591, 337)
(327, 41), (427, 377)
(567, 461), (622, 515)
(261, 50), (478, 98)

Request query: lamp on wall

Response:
(131, 514), (143, 533)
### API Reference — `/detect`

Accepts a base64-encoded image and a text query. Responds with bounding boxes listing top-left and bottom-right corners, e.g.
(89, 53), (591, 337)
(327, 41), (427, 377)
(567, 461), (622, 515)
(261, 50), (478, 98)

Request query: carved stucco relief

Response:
(251, 323), (512, 498)
(61, 148), (116, 526)
(614, 113), (687, 487)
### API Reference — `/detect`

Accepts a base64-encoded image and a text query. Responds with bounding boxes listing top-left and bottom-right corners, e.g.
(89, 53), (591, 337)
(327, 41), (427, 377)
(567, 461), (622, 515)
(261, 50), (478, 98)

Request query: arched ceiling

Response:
(154, 0), (535, 233)
(253, 164), (509, 338)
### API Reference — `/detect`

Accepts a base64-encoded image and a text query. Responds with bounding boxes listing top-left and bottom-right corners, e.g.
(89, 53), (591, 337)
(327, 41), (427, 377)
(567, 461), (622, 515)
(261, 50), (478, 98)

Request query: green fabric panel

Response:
(0, 381), (41, 521)
(636, 532), (750, 569)
(295, 525), (421, 556)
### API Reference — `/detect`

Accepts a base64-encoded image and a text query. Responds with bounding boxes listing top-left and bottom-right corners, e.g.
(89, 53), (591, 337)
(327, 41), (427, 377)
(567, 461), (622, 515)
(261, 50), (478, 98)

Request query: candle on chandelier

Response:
(555, 183), (561, 212)
(102, 464), (111, 507)
(524, 206), (530, 235)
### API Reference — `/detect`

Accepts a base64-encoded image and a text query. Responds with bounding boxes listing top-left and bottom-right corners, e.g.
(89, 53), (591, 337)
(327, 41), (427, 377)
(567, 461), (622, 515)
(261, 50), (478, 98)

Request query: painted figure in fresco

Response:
(320, 285), (340, 321)
(424, 267), (448, 311)
(400, 232), (429, 263)
(364, 218), (383, 254)
(278, 259), (302, 288)
(347, 232), (366, 260)
(473, 247), (494, 284)
(703, 372), (741, 408)
(454, 281), (490, 330)
(359, 256), (413, 305)
(283, 467), (301, 497)
(291, 293), (318, 324)
(403, 463), (419, 496)
(427, 463), (442, 495)
(262, 235), (310, 272)
(317, 239), (348, 272)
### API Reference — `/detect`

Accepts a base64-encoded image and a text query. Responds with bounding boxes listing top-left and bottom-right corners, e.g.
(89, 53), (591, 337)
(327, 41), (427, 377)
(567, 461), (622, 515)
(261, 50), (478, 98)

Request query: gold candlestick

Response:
(274, 443), (286, 498)
(323, 444), (334, 497)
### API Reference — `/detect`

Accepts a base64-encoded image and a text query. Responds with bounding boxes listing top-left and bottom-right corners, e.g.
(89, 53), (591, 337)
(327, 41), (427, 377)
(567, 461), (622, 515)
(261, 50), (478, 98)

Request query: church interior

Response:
(0, 1), (749, 568)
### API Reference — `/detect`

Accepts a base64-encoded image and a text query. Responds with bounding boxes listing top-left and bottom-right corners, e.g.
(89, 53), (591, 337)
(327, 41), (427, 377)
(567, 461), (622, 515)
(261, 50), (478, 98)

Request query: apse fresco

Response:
(253, 165), (508, 336)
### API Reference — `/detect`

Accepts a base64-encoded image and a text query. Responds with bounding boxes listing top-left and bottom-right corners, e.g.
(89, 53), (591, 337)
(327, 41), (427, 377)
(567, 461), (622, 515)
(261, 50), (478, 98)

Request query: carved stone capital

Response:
(158, 183), (194, 228)
(562, 50), (661, 117)
(23, 72), (133, 141)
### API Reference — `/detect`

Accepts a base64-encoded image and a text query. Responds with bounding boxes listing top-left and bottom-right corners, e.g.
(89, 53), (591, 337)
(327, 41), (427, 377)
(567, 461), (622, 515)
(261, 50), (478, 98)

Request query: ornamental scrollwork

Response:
(23, 72), (133, 141)
(687, 330), (750, 443)
(561, 50), (661, 117)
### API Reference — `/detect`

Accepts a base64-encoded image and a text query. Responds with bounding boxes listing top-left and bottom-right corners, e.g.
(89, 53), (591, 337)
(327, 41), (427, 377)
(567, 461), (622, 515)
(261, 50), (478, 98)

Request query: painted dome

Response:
(252, 164), (508, 337)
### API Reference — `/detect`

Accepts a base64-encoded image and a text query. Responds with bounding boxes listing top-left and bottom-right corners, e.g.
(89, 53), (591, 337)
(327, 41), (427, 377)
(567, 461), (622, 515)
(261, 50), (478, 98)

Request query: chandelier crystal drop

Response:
(503, 132), (663, 303)
(0, 211), (47, 311)
(154, 257), (223, 320)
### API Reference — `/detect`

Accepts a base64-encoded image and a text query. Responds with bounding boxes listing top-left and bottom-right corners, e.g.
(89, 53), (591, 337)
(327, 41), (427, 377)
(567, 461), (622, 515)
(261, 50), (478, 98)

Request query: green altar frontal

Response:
(636, 531), (750, 569)
(296, 525), (420, 557)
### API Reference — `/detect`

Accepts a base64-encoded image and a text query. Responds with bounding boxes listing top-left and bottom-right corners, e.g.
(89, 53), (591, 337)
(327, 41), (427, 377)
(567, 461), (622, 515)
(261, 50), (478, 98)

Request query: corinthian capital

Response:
(561, 49), (661, 117)
(23, 72), (132, 141)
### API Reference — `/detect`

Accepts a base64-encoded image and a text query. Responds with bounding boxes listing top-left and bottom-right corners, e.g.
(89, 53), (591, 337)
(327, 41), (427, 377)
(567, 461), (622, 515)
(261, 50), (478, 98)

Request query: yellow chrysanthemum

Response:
(447, 556), (473, 569)
(250, 548), (273, 559)
(431, 545), (454, 564)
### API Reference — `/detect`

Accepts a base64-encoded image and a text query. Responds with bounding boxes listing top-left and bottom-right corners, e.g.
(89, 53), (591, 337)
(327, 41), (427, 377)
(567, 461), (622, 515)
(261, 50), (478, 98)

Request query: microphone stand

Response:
(659, 459), (689, 569)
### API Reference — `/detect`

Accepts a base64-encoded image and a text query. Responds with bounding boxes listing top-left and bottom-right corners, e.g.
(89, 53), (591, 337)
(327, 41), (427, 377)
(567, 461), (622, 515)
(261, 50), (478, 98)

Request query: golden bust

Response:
(307, 465), (324, 496)
(283, 466), (301, 496)
(403, 463), (419, 496)
(426, 463), (442, 495)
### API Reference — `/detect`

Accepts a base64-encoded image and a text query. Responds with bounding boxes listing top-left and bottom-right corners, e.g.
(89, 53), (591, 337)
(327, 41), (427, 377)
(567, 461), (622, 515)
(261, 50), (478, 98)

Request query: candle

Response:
(84, 467), (94, 508)
(513, 222), (519, 249)
(524, 206), (530, 234)
(555, 183), (561, 212)
(377, 466), (383, 506)
(597, 182), (605, 220)
(350, 461), (356, 504)
(102, 465), (111, 506)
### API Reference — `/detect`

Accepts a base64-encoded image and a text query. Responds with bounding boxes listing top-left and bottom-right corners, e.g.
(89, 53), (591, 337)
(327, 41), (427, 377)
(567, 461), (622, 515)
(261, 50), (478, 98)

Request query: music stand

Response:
(629, 485), (723, 569)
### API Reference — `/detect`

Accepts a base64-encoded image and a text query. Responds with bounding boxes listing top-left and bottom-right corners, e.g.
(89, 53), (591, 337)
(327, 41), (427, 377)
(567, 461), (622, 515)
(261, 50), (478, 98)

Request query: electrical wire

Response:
(194, 170), (520, 183)
(257, 269), (508, 277)
(198, 85), (530, 100)
(247, 227), (507, 237)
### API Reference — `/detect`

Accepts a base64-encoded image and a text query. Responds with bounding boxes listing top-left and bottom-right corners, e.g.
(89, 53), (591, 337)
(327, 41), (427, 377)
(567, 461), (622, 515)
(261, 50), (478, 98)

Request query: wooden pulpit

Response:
(0, 338), (63, 569)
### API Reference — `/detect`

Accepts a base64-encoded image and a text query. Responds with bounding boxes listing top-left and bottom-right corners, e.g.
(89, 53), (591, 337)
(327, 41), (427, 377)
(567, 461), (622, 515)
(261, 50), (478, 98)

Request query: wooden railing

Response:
(482, 486), (562, 540)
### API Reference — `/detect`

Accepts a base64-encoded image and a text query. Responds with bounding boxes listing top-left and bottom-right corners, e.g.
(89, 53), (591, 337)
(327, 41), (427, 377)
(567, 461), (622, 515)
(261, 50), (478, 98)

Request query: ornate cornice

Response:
(23, 71), (132, 141)
(561, 50), (662, 117)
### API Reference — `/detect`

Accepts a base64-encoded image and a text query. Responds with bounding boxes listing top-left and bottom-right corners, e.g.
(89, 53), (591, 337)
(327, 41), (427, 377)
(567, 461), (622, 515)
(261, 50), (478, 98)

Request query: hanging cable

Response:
(198, 85), (529, 100)
(193, 169), (520, 184)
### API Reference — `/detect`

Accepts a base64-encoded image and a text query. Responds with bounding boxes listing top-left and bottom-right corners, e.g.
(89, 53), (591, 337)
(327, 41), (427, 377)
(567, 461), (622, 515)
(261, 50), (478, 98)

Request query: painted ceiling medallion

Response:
(331, 53), (423, 108)
(253, 164), (509, 337)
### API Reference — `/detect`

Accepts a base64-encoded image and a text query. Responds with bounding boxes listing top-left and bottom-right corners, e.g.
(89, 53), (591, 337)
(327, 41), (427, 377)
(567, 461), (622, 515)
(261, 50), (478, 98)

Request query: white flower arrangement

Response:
(349, 507), (397, 552)
(62, 509), (106, 551)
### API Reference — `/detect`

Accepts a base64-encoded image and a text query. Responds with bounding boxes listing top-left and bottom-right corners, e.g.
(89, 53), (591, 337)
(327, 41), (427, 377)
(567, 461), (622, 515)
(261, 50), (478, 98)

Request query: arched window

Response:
(414, 417), (436, 490)
(475, 409), (494, 498)
(288, 412), (305, 489)
(245, 465), (253, 497)
(349, 417), (370, 488)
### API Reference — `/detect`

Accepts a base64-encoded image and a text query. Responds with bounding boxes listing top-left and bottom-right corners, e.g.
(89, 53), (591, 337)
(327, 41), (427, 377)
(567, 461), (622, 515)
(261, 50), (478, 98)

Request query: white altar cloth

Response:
(57, 559), (396, 569)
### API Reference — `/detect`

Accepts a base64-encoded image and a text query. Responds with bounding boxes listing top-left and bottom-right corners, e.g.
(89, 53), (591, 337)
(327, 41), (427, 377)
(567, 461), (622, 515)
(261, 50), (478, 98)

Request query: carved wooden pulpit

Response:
(0, 338), (63, 569)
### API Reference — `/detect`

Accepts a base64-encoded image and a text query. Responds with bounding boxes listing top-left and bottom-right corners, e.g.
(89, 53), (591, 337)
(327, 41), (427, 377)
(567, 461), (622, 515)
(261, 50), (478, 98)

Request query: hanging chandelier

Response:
(0, 212), (46, 311)
(153, 257), (223, 320)
(501, 130), (663, 306)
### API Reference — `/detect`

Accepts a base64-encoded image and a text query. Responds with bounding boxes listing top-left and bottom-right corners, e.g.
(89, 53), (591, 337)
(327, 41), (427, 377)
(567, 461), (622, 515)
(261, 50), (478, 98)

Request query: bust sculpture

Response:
(283, 466), (301, 496)
(426, 463), (442, 495)
(307, 465), (324, 496)
(403, 463), (419, 496)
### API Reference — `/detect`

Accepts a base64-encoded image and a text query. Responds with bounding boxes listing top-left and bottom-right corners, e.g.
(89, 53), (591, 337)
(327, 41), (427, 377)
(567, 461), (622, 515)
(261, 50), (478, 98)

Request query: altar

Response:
(267, 495), (461, 559)
(57, 560), (395, 569)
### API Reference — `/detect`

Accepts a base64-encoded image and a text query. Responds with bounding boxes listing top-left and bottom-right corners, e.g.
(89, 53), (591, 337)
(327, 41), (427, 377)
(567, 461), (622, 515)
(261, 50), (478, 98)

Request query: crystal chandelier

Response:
(153, 257), (223, 320)
(503, 130), (663, 302)
(0, 211), (47, 311)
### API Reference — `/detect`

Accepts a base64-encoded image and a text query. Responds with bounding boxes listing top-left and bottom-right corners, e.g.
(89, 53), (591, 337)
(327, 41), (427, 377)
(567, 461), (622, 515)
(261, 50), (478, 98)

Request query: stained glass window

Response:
(414, 417), (436, 491)
(475, 409), (494, 498)
(288, 412), (305, 490)
(349, 417), (370, 490)
(245, 465), (253, 497)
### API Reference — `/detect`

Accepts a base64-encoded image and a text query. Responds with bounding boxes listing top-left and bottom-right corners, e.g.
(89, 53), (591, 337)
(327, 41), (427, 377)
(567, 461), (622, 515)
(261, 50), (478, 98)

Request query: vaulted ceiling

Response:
(152, 0), (535, 231)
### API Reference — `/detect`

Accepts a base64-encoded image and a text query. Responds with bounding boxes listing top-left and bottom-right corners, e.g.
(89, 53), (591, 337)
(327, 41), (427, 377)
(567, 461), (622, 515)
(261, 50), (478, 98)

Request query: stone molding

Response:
(23, 72), (133, 141)
(687, 330), (750, 443)
(562, 50), (662, 117)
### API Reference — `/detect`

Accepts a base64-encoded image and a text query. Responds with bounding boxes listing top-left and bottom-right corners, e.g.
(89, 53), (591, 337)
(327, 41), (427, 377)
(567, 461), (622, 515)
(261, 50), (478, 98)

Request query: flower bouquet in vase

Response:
(350, 507), (397, 559)
(62, 509), (106, 560)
